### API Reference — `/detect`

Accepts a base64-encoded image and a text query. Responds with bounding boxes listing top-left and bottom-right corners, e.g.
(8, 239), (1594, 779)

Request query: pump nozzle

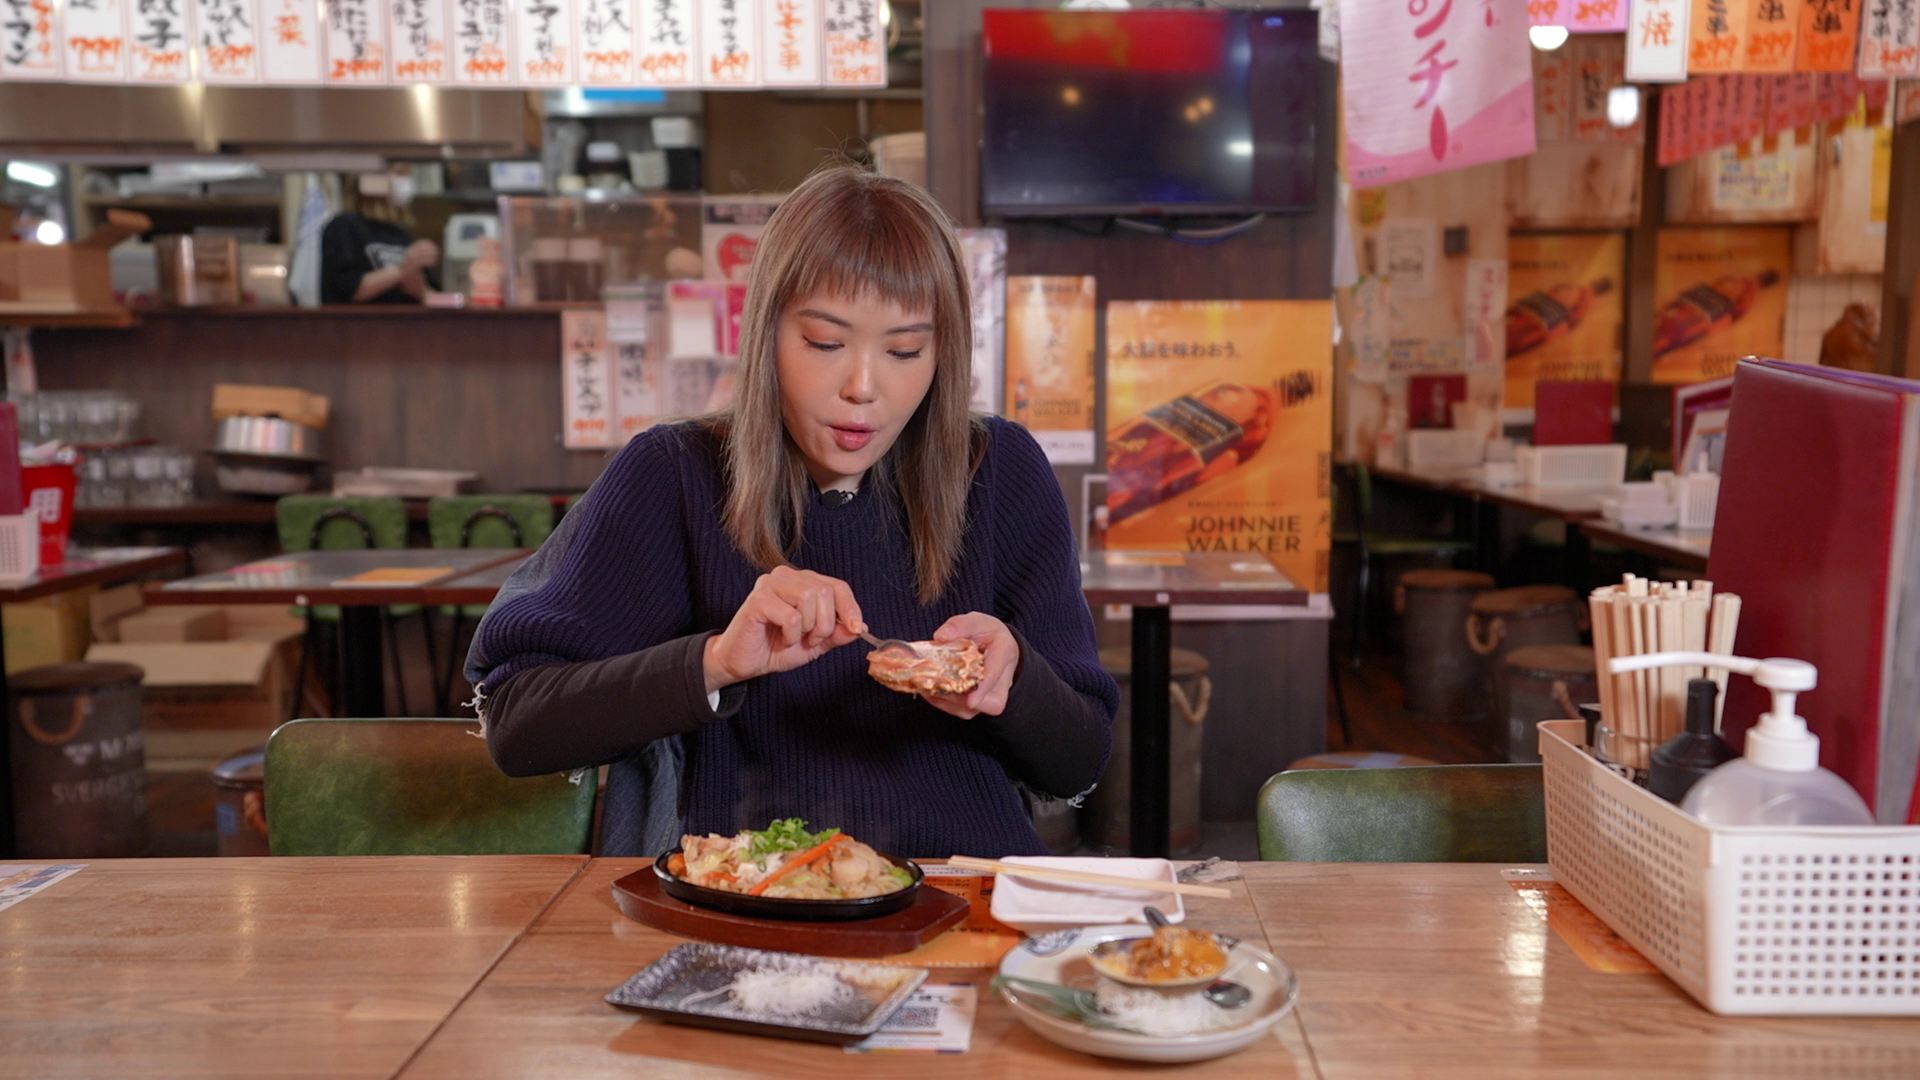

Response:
(1606, 651), (1820, 772)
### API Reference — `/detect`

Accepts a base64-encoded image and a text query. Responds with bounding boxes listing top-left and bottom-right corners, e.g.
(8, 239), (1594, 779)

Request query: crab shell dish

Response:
(866, 639), (987, 696)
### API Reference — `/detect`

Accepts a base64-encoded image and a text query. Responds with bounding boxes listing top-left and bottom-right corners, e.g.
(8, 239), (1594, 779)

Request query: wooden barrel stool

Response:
(1466, 584), (1584, 745)
(1501, 645), (1599, 763)
(1396, 569), (1497, 720)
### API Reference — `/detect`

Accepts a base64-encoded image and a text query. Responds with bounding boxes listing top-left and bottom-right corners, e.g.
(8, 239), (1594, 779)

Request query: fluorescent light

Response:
(1607, 86), (1641, 128)
(6, 161), (58, 188)
(1529, 25), (1570, 50)
(1226, 140), (1254, 156)
(33, 219), (64, 244)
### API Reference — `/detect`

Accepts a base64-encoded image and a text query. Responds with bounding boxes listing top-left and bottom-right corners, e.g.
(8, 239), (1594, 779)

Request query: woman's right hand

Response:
(703, 566), (864, 693)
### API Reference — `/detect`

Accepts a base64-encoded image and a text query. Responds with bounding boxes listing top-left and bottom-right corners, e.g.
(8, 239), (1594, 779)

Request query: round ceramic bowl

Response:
(997, 924), (1298, 1064)
(651, 848), (922, 922)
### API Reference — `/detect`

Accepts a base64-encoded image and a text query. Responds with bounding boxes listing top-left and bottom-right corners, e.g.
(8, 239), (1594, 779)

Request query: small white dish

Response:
(986, 856), (1183, 934)
(996, 924), (1298, 1064)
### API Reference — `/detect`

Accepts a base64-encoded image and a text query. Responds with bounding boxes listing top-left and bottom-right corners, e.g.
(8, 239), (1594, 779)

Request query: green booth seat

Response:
(1256, 763), (1547, 863)
(264, 718), (596, 856)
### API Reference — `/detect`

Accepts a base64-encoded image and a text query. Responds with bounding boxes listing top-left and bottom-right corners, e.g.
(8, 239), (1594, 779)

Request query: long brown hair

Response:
(715, 163), (978, 605)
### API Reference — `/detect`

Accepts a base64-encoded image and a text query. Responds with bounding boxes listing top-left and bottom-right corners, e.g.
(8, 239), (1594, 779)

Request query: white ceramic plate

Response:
(996, 924), (1299, 1064)
(986, 856), (1184, 934)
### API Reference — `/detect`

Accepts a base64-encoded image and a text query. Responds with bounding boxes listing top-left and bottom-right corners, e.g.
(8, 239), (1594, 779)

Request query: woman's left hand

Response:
(922, 612), (1019, 719)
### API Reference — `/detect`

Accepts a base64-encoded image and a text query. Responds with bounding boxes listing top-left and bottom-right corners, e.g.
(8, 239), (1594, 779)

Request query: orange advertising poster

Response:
(1744, 0), (1801, 71)
(1652, 227), (1790, 385)
(1505, 233), (1625, 408)
(1103, 300), (1332, 593)
(1004, 276), (1098, 466)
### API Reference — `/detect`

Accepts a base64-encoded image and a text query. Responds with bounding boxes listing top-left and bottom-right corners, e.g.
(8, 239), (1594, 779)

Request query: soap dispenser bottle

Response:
(1647, 678), (1737, 805)
(1607, 651), (1874, 827)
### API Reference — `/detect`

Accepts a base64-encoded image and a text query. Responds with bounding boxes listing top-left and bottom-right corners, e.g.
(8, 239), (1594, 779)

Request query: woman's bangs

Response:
(787, 196), (949, 316)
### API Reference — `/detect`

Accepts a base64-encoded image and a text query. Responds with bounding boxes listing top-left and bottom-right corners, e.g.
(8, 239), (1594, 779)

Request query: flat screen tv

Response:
(980, 9), (1319, 219)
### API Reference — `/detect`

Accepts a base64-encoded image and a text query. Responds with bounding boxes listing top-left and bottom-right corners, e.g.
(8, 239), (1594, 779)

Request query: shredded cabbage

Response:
(743, 818), (840, 864)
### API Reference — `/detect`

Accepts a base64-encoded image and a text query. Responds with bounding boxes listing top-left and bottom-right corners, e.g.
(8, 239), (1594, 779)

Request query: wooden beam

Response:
(1883, 119), (1920, 377)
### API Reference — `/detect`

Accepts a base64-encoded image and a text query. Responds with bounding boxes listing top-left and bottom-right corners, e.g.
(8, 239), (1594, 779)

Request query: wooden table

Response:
(9, 858), (1919, 1078)
(1246, 863), (1920, 1079)
(145, 549), (528, 717)
(0, 856), (587, 1079)
(0, 545), (185, 859)
(1079, 551), (1309, 859)
(1575, 520), (1711, 571)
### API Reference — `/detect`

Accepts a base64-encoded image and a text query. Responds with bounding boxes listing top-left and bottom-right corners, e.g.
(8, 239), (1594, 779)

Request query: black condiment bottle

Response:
(1649, 678), (1739, 804)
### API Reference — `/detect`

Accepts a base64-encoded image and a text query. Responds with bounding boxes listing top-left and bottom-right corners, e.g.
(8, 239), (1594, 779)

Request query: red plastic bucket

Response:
(22, 463), (76, 566)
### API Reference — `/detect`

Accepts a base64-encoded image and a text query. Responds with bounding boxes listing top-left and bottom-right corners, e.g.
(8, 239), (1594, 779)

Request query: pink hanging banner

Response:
(1344, 0), (1537, 187)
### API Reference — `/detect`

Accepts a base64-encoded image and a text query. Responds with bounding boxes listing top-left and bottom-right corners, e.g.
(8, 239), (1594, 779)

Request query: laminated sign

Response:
(389, 0), (450, 83)
(1626, 0), (1692, 81)
(1858, 0), (1920, 77)
(197, 0), (263, 82)
(0, 0), (62, 79)
(1104, 301), (1334, 593)
(1504, 232), (1625, 408)
(1344, 0), (1538, 186)
(562, 309), (615, 448)
(1004, 276), (1097, 466)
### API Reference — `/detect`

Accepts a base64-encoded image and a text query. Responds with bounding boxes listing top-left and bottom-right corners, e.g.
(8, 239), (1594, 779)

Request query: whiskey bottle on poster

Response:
(1106, 373), (1319, 524)
(1505, 277), (1613, 358)
(1653, 270), (1780, 357)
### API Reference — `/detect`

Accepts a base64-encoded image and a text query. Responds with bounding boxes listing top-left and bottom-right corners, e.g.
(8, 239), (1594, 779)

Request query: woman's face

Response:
(776, 289), (937, 492)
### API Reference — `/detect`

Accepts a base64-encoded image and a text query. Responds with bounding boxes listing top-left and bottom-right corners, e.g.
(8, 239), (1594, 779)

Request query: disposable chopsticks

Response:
(1586, 574), (1741, 769)
(944, 856), (1232, 898)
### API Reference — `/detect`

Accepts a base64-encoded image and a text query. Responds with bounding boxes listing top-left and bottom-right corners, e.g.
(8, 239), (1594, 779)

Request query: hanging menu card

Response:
(1859, 0), (1920, 76)
(324, 0), (386, 83)
(822, 0), (881, 87)
(390, 0), (449, 82)
(576, 0), (635, 84)
(196, 0), (261, 81)
(65, 0), (128, 83)
(699, 0), (754, 85)
(1, 0), (62, 79)
(638, 0), (696, 84)
(760, 0), (816, 84)
(515, 0), (573, 84)
(130, 0), (194, 81)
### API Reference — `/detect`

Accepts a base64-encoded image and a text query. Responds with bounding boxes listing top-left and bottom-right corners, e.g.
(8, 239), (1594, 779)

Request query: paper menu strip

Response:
(1690, 0), (1749, 70)
(699, 0), (756, 85)
(1858, 0), (1920, 77)
(1745, 0), (1801, 71)
(0, 0), (64, 79)
(576, 0), (637, 85)
(196, 0), (263, 82)
(515, 0), (574, 84)
(324, 0), (387, 83)
(64, 0), (128, 82)
(760, 0), (818, 85)
(822, 0), (883, 87)
(1796, 0), (1862, 70)
(389, 0), (451, 83)
(1627, 0), (1693, 82)
(449, 0), (511, 83)
(562, 309), (615, 449)
(637, 0), (697, 84)
(129, 0), (194, 82)
(262, 0), (324, 83)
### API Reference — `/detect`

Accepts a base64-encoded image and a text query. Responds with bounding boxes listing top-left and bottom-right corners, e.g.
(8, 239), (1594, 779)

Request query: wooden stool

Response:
(1466, 584), (1584, 746)
(1396, 568), (1496, 720)
(1501, 644), (1599, 763)
(1286, 751), (1439, 770)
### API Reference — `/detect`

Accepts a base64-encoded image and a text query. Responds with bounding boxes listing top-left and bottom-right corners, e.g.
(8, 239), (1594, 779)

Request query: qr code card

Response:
(845, 983), (977, 1054)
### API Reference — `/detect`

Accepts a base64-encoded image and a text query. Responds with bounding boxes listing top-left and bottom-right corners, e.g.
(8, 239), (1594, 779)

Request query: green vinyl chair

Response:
(1256, 763), (1547, 863)
(426, 494), (556, 713)
(275, 495), (426, 719)
(263, 718), (596, 856)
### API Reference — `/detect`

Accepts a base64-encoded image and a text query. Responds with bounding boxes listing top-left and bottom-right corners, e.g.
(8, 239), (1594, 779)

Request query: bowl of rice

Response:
(995, 924), (1298, 1063)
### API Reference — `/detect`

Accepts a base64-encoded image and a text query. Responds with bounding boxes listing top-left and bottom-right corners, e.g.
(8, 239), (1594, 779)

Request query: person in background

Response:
(466, 163), (1118, 859)
(319, 211), (440, 304)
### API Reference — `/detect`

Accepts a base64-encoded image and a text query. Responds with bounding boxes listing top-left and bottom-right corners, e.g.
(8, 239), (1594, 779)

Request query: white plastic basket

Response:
(1673, 472), (1720, 531)
(1539, 719), (1920, 1015)
(1515, 444), (1627, 489)
(0, 513), (40, 582)
(1405, 428), (1484, 469)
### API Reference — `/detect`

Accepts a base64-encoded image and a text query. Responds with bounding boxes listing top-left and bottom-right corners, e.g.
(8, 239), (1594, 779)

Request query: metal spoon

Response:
(1140, 906), (1253, 1009)
(855, 628), (919, 656)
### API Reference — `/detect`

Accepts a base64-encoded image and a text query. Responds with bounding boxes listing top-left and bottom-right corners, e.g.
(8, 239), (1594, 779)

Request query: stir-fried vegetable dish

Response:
(665, 819), (915, 900)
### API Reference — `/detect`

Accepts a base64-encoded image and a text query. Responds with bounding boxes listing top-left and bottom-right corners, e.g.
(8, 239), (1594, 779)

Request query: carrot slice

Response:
(746, 833), (849, 896)
(666, 852), (687, 877)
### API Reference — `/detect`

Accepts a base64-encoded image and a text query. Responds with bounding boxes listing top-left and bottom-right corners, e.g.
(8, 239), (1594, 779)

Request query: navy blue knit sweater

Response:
(467, 416), (1119, 858)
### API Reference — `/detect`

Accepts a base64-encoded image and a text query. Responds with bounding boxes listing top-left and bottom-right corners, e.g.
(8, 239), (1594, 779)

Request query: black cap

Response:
(1686, 678), (1719, 735)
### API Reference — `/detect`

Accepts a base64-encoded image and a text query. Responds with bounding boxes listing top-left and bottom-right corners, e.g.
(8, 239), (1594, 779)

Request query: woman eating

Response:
(467, 164), (1118, 858)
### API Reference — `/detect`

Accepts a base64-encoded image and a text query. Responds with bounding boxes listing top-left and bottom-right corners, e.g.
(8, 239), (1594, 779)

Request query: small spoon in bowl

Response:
(855, 629), (920, 657)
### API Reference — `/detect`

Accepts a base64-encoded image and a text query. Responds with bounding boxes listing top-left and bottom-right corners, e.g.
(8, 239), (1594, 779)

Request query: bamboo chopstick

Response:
(944, 856), (1232, 898)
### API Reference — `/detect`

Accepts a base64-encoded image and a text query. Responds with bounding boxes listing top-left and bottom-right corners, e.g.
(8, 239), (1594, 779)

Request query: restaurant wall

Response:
(927, 0), (1339, 816)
